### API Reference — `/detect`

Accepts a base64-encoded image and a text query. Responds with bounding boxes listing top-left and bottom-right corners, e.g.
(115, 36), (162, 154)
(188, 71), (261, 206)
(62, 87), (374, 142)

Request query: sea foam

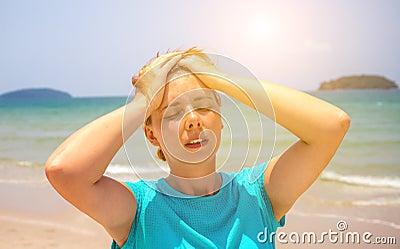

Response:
(320, 171), (400, 189)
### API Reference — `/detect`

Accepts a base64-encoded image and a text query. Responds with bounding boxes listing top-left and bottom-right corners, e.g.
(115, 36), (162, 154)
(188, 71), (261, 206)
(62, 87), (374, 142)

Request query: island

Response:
(0, 88), (72, 99)
(318, 75), (398, 90)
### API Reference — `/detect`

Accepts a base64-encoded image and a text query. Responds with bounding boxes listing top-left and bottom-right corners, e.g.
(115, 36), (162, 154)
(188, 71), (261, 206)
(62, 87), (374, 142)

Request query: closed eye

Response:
(163, 112), (182, 120)
(196, 107), (212, 113)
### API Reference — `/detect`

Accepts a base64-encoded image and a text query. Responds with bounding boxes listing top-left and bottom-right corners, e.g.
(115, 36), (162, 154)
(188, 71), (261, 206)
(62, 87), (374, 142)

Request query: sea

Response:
(1, 89), (399, 216)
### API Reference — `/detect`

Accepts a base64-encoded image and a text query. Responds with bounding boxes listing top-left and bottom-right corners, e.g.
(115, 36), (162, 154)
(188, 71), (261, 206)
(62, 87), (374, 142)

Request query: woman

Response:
(45, 48), (350, 248)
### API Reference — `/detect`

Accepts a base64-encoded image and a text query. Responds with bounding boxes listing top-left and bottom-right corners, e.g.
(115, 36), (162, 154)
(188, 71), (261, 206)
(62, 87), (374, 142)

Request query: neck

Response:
(165, 155), (221, 196)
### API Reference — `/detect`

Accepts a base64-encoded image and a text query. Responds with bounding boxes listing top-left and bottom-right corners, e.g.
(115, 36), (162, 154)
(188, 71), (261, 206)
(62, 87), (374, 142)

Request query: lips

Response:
(185, 138), (208, 149)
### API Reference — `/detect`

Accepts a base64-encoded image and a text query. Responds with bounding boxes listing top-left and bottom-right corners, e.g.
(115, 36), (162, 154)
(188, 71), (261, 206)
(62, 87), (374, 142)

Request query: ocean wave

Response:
(352, 197), (400, 207)
(105, 163), (168, 175)
(315, 198), (400, 208)
(316, 197), (400, 207)
(0, 158), (45, 168)
(16, 160), (44, 168)
(105, 164), (135, 175)
(320, 171), (400, 189)
(17, 160), (34, 167)
(0, 178), (47, 185)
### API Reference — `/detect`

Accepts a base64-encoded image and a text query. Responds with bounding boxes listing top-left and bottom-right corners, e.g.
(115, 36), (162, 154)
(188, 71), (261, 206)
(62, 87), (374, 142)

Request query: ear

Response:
(144, 124), (160, 146)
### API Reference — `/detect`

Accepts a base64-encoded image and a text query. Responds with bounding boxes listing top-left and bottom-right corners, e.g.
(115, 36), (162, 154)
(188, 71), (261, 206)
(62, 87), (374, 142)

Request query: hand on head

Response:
(133, 53), (182, 115)
(178, 53), (215, 74)
(178, 53), (221, 90)
(132, 48), (219, 120)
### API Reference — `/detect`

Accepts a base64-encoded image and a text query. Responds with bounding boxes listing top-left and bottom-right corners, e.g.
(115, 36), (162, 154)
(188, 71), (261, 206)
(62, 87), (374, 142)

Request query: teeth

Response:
(187, 139), (204, 145)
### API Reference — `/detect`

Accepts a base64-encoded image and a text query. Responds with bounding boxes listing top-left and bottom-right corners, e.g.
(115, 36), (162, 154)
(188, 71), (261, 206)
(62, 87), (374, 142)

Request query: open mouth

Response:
(185, 138), (208, 149)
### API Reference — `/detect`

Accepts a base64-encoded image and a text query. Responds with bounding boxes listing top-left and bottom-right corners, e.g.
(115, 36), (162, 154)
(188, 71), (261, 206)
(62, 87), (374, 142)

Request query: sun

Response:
(247, 14), (276, 41)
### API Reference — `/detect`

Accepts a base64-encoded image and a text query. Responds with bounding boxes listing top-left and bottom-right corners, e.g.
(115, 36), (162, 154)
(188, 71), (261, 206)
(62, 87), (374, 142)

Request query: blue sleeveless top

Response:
(111, 162), (285, 248)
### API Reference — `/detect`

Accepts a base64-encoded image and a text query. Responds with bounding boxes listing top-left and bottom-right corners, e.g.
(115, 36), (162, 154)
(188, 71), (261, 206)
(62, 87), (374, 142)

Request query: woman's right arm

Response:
(45, 53), (181, 246)
(45, 92), (147, 246)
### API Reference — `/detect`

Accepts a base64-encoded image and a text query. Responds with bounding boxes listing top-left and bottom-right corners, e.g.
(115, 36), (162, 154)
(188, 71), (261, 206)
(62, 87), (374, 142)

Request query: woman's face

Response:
(146, 74), (222, 164)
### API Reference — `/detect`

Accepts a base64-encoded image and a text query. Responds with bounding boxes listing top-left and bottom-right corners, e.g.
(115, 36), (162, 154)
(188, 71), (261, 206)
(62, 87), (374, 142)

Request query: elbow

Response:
(45, 161), (84, 194)
(45, 160), (87, 203)
(338, 111), (351, 135)
(45, 157), (98, 188)
(45, 155), (74, 188)
(327, 111), (351, 143)
(45, 160), (66, 186)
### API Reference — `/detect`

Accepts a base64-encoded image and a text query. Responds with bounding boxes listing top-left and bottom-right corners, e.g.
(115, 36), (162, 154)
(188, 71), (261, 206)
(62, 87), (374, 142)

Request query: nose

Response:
(184, 110), (203, 130)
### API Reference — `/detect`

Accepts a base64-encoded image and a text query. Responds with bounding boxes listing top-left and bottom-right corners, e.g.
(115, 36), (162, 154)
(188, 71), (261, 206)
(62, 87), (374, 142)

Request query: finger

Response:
(151, 53), (178, 70)
(178, 56), (207, 74)
(177, 58), (194, 69)
(159, 53), (183, 71)
(146, 87), (165, 118)
(150, 55), (182, 94)
(178, 54), (205, 67)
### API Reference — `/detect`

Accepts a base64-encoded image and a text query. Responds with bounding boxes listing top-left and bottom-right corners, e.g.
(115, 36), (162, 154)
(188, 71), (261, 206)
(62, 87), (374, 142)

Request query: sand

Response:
(1, 174), (398, 248)
(0, 182), (110, 248)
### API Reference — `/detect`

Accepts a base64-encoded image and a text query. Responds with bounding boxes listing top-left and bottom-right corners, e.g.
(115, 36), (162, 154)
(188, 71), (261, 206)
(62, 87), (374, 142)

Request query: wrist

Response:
(133, 91), (148, 105)
(203, 70), (232, 91)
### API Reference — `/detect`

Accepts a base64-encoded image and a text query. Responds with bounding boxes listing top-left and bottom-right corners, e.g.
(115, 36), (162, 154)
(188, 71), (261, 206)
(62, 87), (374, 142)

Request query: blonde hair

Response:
(131, 47), (211, 87)
(135, 48), (213, 161)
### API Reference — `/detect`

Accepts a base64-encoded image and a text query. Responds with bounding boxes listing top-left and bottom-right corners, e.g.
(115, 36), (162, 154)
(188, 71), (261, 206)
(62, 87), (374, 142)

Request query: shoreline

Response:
(0, 160), (400, 249)
(1, 173), (399, 248)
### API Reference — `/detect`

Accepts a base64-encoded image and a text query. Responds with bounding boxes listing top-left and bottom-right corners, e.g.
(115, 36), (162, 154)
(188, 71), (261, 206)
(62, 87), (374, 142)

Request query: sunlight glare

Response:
(248, 15), (273, 40)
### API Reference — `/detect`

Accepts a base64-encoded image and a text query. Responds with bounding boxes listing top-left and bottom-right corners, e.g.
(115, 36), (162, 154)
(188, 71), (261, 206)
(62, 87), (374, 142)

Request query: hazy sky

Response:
(1, 0), (399, 97)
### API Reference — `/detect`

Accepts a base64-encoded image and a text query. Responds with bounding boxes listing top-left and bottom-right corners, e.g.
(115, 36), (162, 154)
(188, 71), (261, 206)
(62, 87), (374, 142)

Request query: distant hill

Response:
(319, 75), (398, 90)
(0, 88), (72, 99)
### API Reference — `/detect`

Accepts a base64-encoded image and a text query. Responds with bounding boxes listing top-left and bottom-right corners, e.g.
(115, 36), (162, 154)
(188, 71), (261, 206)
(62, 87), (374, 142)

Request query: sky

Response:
(1, 0), (399, 97)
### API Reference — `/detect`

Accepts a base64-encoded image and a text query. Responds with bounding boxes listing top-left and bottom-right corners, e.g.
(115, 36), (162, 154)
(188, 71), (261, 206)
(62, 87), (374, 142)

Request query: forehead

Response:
(161, 75), (210, 106)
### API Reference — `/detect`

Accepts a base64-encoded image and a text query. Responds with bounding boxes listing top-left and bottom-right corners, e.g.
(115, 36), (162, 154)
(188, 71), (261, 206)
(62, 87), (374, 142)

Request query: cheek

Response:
(206, 112), (222, 128)
(160, 119), (181, 145)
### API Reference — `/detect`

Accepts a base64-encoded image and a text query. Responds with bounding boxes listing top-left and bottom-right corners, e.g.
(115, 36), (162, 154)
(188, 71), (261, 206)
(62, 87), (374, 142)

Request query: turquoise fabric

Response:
(111, 162), (285, 249)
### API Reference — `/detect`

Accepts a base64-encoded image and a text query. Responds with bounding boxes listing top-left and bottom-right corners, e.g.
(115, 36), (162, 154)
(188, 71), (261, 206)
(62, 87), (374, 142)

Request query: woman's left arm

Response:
(248, 80), (350, 222)
(180, 57), (351, 221)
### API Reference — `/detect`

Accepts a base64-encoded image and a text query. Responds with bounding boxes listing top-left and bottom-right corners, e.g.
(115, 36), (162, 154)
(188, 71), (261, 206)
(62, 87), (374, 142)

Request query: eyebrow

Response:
(159, 96), (214, 112)
(193, 96), (213, 102)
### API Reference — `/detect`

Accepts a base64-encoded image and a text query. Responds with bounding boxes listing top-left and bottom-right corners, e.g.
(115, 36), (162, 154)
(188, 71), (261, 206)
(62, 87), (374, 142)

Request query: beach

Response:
(1, 89), (399, 248)
(1, 166), (398, 248)
(0, 182), (110, 248)
(0, 158), (114, 248)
